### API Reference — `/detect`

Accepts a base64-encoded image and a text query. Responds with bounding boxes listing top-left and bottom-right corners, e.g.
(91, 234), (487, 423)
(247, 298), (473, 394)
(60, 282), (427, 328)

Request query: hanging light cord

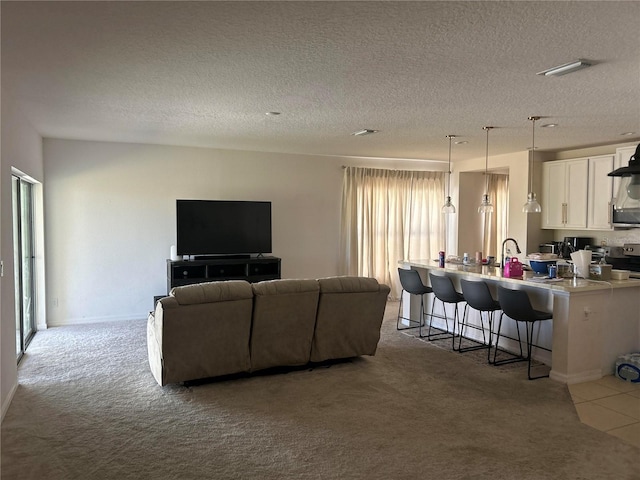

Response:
(528, 116), (539, 192)
(483, 126), (492, 192)
(447, 135), (452, 196)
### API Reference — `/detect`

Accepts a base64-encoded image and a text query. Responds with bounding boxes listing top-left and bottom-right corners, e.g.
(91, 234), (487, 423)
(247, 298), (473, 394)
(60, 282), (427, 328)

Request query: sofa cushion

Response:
(250, 279), (320, 371)
(316, 276), (381, 293)
(171, 280), (253, 305)
(311, 276), (390, 362)
(252, 278), (318, 296)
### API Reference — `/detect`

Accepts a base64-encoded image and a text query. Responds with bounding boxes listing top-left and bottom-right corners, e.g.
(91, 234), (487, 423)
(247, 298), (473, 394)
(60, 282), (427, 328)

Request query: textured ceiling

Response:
(2, 1), (640, 163)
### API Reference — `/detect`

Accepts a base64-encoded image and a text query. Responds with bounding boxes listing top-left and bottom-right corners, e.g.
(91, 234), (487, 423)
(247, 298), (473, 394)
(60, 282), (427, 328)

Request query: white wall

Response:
(457, 171), (485, 256)
(454, 150), (532, 256)
(1, 95), (44, 420)
(43, 139), (442, 326)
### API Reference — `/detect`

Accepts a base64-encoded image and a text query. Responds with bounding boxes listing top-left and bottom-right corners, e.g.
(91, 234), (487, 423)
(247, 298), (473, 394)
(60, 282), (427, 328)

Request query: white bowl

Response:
(611, 269), (630, 280)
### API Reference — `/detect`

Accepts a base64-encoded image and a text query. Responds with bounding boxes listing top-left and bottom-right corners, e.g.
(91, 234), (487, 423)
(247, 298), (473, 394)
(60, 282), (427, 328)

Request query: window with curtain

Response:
(481, 173), (509, 257)
(340, 167), (445, 299)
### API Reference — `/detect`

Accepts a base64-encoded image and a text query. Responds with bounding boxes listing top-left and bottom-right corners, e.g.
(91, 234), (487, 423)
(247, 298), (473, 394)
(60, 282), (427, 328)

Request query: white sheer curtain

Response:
(340, 167), (445, 299)
(481, 174), (509, 257)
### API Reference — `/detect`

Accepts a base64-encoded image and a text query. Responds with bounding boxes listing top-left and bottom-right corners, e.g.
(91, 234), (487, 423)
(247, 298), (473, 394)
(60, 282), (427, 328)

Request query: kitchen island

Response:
(399, 260), (640, 384)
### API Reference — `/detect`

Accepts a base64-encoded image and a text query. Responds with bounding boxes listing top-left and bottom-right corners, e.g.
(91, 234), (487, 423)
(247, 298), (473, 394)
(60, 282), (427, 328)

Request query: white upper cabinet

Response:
(543, 154), (617, 230)
(587, 155), (615, 230)
(542, 158), (588, 229)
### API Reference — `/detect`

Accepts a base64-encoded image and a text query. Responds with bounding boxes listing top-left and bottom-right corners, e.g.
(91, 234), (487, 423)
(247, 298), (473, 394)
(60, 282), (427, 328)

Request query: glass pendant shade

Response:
(522, 192), (542, 213)
(442, 135), (456, 214)
(442, 196), (456, 214)
(478, 193), (494, 213)
(627, 174), (640, 200)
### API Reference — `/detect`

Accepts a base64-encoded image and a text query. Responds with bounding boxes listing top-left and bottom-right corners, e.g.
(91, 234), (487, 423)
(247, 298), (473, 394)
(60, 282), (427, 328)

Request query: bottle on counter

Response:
(463, 252), (469, 265)
(438, 251), (445, 267)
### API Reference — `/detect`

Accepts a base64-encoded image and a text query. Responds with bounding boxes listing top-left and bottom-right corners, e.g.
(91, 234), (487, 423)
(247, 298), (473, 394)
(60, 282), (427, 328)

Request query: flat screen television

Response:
(176, 200), (272, 256)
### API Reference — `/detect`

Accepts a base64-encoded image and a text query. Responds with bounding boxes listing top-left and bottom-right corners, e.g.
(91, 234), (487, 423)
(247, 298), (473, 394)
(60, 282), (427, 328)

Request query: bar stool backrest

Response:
(496, 285), (539, 322)
(398, 268), (431, 295)
(429, 273), (461, 303)
(460, 279), (500, 312)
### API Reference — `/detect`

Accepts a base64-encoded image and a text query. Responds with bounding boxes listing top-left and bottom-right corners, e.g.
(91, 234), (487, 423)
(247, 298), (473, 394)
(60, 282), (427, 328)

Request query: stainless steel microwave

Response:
(612, 176), (640, 227)
(539, 243), (562, 255)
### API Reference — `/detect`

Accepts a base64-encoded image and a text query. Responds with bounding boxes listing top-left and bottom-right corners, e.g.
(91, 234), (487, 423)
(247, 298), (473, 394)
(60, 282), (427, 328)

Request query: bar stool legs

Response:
(457, 304), (489, 353)
(491, 312), (524, 365)
(428, 273), (466, 349)
(423, 295), (454, 342)
(459, 279), (501, 358)
(396, 289), (430, 335)
(397, 268), (433, 337)
(524, 321), (550, 380)
(496, 285), (552, 380)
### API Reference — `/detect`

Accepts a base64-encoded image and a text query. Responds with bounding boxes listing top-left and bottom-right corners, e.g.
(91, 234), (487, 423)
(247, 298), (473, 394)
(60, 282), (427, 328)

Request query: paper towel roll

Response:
(170, 245), (179, 261)
(570, 250), (592, 278)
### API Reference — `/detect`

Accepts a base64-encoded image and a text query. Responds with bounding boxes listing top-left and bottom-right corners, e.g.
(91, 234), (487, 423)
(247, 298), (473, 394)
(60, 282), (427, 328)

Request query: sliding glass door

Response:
(12, 175), (37, 361)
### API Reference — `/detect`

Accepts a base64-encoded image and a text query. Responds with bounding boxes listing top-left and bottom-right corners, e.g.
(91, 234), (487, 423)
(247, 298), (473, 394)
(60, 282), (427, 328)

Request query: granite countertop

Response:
(399, 259), (640, 293)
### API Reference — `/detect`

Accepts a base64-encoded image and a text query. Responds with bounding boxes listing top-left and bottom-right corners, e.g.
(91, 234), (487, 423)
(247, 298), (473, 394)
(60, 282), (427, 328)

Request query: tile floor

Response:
(568, 375), (640, 448)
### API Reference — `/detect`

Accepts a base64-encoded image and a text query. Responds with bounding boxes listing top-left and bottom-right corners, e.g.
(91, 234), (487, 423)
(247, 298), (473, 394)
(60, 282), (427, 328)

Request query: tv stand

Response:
(167, 256), (281, 292)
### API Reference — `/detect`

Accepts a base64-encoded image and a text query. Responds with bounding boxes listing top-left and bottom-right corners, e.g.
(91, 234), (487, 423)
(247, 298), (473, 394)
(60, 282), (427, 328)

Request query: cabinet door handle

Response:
(562, 203), (567, 224)
(608, 201), (612, 225)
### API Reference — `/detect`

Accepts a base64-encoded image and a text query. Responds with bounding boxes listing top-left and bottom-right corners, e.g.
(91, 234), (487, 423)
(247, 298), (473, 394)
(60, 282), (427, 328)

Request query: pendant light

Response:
(523, 116), (542, 213)
(478, 126), (494, 213)
(442, 135), (456, 214)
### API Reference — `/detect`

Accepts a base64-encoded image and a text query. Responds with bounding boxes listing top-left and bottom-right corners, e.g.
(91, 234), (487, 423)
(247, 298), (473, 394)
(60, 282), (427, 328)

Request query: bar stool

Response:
(496, 285), (553, 380)
(459, 279), (501, 359)
(428, 273), (465, 349)
(396, 268), (432, 337)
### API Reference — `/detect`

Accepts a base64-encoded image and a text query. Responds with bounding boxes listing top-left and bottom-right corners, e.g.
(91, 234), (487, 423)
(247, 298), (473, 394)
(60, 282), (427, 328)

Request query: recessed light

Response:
(265, 111), (281, 116)
(621, 132), (636, 136)
(351, 129), (379, 136)
(541, 123), (558, 128)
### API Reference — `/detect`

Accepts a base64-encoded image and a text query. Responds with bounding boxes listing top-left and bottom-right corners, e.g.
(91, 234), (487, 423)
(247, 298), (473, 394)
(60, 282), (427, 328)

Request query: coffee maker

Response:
(561, 236), (593, 259)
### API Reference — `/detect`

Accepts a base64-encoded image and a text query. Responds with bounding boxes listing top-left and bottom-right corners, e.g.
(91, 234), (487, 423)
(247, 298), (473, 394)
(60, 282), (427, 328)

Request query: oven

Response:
(604, 243), (640, 277)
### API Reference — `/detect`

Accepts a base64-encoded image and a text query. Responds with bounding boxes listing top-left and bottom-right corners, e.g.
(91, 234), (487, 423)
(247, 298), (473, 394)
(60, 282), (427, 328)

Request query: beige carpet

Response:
(1, 302), (636, 479)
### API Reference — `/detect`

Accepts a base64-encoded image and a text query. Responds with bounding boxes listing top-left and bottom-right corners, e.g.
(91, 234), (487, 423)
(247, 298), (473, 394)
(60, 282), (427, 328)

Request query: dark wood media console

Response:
(166, 256), (281, 292)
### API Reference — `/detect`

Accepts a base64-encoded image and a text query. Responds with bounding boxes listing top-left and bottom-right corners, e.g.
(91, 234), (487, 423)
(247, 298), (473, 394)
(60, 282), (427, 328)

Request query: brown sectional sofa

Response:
(147, 276), (390, 386)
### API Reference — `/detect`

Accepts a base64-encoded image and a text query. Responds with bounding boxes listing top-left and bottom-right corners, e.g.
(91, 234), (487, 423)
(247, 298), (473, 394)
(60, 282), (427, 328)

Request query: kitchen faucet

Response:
(501, 238), (522, 270)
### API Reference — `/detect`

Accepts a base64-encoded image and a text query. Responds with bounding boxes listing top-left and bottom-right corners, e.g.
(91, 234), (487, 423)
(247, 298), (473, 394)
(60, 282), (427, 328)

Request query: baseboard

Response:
(48, 313), (147, 327)
(549, 369), (603, 385)
(1, 381), (18, 423)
